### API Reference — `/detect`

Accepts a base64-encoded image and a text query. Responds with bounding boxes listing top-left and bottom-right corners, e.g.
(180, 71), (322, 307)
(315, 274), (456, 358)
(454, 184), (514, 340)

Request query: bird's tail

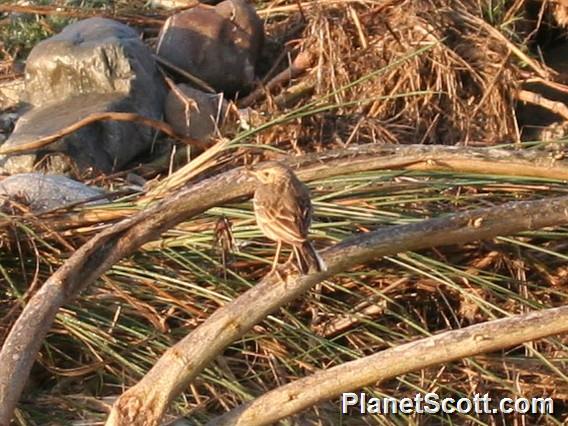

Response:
(293, 240), (327, 274)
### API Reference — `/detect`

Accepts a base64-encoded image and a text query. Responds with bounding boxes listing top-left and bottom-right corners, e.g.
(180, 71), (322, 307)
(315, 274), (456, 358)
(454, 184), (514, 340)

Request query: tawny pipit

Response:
(250, 161), (326, 275)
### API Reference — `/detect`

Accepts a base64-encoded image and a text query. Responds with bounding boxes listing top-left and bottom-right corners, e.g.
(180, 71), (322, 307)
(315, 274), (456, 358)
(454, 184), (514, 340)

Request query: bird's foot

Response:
(269, 266), (286, 284)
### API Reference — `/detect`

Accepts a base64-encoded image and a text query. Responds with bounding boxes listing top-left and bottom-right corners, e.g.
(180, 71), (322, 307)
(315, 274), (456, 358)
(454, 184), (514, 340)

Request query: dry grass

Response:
(253, 0), (527, 153)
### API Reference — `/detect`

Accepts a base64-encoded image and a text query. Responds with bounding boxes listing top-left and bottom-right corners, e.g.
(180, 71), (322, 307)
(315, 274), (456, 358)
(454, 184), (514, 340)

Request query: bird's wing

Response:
(255, 184), (308, 244)
(294, 180), (312, 236)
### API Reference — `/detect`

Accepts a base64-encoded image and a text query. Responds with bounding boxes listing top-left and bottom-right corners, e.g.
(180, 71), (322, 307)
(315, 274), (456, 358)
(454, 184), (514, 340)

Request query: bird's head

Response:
(248, 161), (293, 185)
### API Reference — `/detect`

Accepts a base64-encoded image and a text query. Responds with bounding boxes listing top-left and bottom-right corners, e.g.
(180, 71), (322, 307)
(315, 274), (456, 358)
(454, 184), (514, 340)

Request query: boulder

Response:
(164, 84), (228, 141)
(0, 17), (167, 174)
(0, 78), (24, 111)
(156, 0), (263, 94)
(0, 173), (106, 213)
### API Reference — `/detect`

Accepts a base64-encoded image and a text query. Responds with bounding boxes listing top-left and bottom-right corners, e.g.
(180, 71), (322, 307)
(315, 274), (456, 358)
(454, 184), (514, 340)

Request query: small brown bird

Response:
(250, 161), (326, 275)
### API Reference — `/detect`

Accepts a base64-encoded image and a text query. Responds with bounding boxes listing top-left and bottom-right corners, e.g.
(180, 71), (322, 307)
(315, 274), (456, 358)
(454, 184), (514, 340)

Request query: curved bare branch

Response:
(1, 143), (568, 424)
(106, 195), (568, 425)
(0, 111), (207, 155)
(208, 305), (568, 426)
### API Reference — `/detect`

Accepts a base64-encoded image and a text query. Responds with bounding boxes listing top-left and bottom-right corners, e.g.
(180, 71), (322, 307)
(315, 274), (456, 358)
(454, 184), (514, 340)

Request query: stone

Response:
(0, 112), (19, 135)
(0, 78), (25, 111)
(0, 17), (167, 174)
(156, 0), (263, 94)
(0, 173), (107, 213)
(164, 84), (228, 141)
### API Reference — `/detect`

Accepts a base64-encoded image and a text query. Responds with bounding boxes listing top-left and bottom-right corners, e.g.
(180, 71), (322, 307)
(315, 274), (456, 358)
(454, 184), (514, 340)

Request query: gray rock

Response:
(0, 78), (25, 111)
(164, 84), (228, 141)
(0, 173), (106, 212)
(0, 17), (167, 174)
(156, 0), (263, 94)
(0, 153), (35, 175)
(3, 94), (153, 172)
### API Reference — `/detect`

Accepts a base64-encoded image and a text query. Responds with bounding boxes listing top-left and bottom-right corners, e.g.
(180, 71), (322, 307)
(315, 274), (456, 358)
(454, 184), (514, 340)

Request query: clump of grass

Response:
(3, 169), (568, 425)
(2, 19), (61, 62)
(277, 0), (524, 148)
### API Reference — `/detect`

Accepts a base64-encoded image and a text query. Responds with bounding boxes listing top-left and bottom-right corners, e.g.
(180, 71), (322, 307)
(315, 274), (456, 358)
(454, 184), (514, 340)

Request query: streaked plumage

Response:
(250, 161), (325, 274)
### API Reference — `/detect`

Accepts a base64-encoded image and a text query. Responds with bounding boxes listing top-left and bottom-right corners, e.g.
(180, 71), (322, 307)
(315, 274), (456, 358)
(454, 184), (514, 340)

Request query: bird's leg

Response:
(286, 248), (303, 275)
(310, 282), (324, 327)
(292, 245), (310, 274)
(270, 240), (282, 273)
(268, 240), (286, 283)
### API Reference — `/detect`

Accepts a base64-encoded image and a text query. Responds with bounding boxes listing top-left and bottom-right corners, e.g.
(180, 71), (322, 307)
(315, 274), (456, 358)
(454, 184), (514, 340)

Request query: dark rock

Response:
(0, 112), (19, 135)
(165, 84), (228, 141)
(0, 17), (167, 174)
(156, 0), (263, 94)
(0, 173), (106, 212)
(2, 94), (156, 172)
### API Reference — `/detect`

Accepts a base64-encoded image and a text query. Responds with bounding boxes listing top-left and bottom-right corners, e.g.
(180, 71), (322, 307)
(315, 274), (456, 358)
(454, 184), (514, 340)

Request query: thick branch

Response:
(516, 89), (568, 121)
(1, 143), (568, 425)
(209, 305), (568, 426)
(106, 195), (568, 425)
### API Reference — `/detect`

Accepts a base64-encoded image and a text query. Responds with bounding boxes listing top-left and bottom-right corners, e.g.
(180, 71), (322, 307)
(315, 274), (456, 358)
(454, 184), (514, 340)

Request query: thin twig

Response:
(153, 55), (216, 94)
(0, 112), (208, 156)
(312, 300), (386, 337)
(348, 5), (368, 49)
(520, 74), (568, 95)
